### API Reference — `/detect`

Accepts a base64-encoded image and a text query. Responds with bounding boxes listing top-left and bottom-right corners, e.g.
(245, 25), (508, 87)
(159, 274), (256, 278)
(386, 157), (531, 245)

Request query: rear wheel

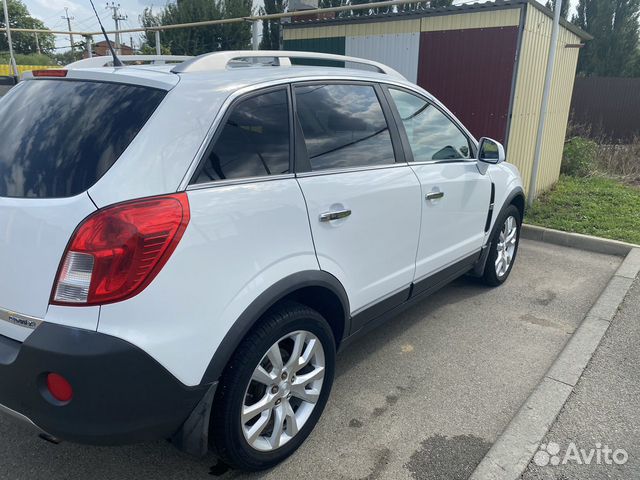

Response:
(210, 302), (335, 471)
(481, 205), (521, 286)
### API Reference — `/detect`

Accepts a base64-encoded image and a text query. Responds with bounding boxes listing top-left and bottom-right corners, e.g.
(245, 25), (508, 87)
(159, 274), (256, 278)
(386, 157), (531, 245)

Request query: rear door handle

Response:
(319, 209), (352, 222)
(426, 191), (445, 201)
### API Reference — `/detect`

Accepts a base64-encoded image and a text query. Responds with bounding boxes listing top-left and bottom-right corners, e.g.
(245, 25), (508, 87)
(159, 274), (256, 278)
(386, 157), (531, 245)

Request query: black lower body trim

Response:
(349, 286), (411, 334)
(340, 251), (481, 349)
(0, 323), (209, 446)
(412, 252), (481, 297)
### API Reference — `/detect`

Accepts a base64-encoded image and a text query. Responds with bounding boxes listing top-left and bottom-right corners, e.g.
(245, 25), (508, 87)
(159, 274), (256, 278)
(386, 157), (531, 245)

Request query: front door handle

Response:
(319, 209), (352, 222)
(426, 191), (445, 201)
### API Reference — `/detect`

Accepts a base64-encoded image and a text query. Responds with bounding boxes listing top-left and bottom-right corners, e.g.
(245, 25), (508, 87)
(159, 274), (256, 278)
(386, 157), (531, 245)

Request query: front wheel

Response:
(210, 302), (336, 471)
(481, 205), (521, 286)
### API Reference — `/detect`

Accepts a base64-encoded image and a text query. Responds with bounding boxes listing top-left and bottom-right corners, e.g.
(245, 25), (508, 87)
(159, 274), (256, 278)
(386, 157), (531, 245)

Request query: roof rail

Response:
(171, 50), (406, 79)
(66, 55), (194, 69)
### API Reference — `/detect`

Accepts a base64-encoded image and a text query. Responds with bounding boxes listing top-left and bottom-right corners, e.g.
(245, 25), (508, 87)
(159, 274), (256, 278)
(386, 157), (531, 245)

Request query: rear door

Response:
(294, 82), (421, 329)
(0, 78), (166, 334)
(384, 86), (491, 292)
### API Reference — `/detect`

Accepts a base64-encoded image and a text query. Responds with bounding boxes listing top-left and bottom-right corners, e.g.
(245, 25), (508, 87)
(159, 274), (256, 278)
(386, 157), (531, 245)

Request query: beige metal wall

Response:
(283, 9), (520, 39)
(283, 19), (420, 40)
(420, 9), (519, 31)
(506, 5), (581, 195)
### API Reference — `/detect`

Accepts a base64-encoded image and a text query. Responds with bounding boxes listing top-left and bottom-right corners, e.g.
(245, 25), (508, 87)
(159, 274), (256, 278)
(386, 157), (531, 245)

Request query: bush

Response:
(0, 52), (57, 66)
(597, 137), (640, 185)
(561, 137), (598, 177)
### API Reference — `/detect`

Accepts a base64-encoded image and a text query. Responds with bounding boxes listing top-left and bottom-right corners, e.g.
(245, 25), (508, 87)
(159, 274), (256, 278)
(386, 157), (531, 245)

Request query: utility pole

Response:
(62, 7), (75, 53)
(106, 2), (127, 55)
(252, 21), (259, 50)
(2, 0), (18, 77)
(34, 32), (41, 54)
(528, 0), (563, 207)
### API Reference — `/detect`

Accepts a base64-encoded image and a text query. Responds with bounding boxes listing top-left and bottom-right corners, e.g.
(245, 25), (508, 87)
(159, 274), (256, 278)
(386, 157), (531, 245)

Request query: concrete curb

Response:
(470, 246), (640, 480)
(521, 224), (640, 257)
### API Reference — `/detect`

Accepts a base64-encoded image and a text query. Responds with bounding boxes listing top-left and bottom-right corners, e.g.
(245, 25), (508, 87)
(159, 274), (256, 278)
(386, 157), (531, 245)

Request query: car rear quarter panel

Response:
(87, 79), (229, 208)
(96, 179), (319, 386)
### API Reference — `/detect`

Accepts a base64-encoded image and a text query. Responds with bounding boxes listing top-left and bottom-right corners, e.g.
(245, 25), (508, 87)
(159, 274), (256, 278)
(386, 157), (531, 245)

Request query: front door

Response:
(293, 82), (421, 324)
(385, 87), (491, 291)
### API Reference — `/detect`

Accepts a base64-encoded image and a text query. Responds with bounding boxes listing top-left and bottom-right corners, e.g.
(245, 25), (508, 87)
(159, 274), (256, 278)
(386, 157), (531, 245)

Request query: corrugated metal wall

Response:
(506, 6), (581, 195)
(284, 19), (421, 79)
(282, 37), (346, 66)
(571, 77), (640, 142)
(417, 26), (519, 143)
(346, 33), (420, 82)
(420, 8), (521, 31)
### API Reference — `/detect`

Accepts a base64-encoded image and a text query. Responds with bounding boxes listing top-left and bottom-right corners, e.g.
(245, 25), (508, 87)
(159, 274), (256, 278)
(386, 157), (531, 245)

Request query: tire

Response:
(210, 301), (336, 471)
(481, 204), (521, 286)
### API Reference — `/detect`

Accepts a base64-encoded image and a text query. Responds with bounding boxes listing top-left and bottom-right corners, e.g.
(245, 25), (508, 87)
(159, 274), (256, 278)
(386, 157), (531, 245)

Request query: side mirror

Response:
(478, 137), (506, 164)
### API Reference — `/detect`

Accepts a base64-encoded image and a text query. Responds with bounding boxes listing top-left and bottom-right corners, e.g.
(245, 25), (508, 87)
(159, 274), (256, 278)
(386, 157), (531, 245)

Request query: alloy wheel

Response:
(241, 330), (325, 452)
(495, 215), (518, 277)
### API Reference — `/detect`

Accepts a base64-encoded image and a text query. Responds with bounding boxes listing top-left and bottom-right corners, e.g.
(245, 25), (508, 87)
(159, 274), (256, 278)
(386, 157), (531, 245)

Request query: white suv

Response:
(0, 51), (524, 471)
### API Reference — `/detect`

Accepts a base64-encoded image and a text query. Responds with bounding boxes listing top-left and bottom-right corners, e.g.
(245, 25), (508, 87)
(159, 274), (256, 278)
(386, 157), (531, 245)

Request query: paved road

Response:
(0, 240), (621, 480)
(0, 85), (12, 97)
(522, 275), (640, 480)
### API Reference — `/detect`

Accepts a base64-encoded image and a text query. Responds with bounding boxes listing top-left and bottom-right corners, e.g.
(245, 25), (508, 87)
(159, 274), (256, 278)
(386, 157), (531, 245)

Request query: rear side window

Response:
(192, 88), (290, 184)
(389, 88), (471, 161)
(294, 84), (395, 171)
(0, 79), (166, 198)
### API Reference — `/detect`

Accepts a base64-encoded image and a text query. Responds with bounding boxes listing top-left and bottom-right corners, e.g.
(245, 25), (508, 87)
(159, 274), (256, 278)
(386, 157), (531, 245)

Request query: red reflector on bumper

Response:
(46, 373), (73, 402)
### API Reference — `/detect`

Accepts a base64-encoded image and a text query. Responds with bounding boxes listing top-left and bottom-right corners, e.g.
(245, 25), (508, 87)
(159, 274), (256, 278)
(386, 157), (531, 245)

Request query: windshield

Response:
(0, 79), (166, 198)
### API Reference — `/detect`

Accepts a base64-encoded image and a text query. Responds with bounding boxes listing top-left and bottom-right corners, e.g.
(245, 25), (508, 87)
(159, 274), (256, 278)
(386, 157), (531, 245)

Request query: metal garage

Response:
(283, 0), (591, 195)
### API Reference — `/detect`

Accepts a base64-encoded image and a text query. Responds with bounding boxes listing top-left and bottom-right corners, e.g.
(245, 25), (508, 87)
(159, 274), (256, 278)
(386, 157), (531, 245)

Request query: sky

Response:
(21, 0), (576, 52)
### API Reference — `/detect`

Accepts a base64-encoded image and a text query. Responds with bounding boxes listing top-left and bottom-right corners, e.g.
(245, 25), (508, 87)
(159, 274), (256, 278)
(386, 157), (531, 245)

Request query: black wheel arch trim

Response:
(504, 186), (525, 221)
(472, 186), (524, 276)
(200, 270), (350, 385)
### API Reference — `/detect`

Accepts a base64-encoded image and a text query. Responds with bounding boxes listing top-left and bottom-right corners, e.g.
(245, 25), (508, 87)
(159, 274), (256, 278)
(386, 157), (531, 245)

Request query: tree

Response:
(0, 0), (55, 55)
(320, 0), (343, 6)
(430, 0), (454, 7)
(141, 0), (252, 56)
(260, 0), (285, 50)
(400, 0), (453, 12)
(573, 0), (640, 76)
(545, 0), (570, 20)
(350, 0), (372, 16)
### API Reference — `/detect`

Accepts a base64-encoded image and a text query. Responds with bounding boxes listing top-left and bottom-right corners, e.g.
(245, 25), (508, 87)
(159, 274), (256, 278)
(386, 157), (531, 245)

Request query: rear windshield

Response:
(0, 79), (166, 198)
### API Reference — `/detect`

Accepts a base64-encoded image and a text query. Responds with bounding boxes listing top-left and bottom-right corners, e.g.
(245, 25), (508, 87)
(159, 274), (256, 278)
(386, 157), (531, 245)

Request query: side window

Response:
(294, 84), (395, 171)
(389, 88), (471, 161)
(192, 89), (290, 184)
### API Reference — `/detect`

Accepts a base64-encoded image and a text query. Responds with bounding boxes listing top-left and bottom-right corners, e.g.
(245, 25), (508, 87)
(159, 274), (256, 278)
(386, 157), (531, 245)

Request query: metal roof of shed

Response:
(284, 0), (593, 41)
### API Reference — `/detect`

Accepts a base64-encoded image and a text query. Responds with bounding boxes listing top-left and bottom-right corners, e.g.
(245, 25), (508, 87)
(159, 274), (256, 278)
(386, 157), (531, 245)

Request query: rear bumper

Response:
(0, 322), (209, 445)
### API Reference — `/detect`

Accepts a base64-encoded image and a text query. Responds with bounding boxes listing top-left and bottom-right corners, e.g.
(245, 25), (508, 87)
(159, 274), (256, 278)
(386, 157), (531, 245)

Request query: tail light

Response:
(51, 193), (190, 306)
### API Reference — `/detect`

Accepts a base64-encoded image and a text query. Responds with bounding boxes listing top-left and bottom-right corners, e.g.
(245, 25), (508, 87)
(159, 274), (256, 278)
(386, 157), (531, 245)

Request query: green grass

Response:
(526, 175), (640, 245)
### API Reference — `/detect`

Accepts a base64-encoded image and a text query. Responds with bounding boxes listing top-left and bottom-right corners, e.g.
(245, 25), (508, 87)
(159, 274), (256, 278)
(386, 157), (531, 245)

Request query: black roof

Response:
(284, 0), (592, 41)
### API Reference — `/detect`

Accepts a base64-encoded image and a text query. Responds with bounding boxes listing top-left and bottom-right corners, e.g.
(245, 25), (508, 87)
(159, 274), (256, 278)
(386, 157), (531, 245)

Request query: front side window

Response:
(193, 88), (290, 184)
(294, 84), (395, 171)
(389, 88), (471, 162)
